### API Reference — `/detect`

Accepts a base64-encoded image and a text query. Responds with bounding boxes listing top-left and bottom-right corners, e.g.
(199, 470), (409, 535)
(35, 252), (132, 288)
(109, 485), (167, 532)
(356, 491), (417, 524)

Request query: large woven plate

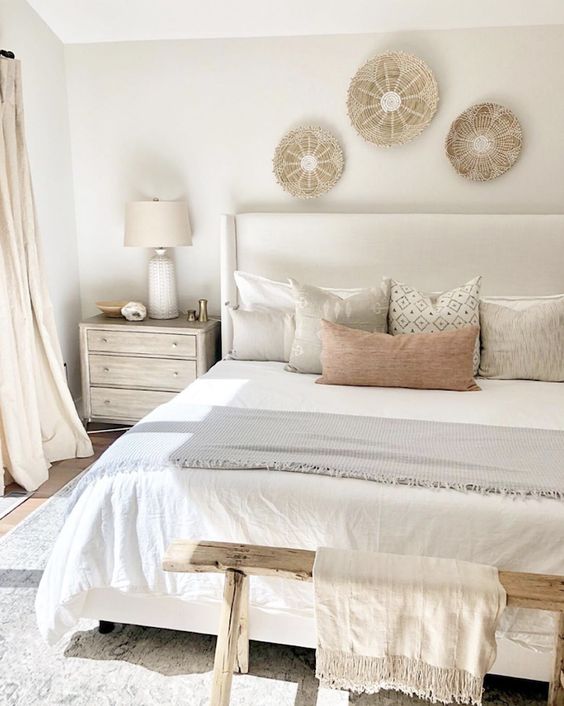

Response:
(273, 126), (344, 199)
(446, 103), (523, 181)
(347, 51), (439, 147)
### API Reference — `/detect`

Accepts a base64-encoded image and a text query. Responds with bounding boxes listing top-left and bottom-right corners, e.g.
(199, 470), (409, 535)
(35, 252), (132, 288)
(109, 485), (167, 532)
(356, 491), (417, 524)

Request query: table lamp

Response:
(125, 199), (192, 319)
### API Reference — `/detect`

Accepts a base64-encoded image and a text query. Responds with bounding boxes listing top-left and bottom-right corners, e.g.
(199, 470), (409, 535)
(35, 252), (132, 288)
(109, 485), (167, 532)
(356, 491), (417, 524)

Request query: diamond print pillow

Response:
(388, 276), (482, 373)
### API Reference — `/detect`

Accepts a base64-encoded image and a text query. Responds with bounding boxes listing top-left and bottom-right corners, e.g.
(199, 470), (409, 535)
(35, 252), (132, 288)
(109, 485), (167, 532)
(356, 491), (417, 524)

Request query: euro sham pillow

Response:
(234, 271), (367, 312)
(228, 307), (295, 362)
(317, 319), (480, 392)
(288, 279), (389, 374)
(388, 276), (481, 374)
(479, 300), (564, 381)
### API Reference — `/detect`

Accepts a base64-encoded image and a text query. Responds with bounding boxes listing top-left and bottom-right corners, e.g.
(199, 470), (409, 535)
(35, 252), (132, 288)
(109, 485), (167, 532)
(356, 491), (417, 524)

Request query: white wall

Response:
(65, 25), (564, 317)
(0, 0), (82, 394)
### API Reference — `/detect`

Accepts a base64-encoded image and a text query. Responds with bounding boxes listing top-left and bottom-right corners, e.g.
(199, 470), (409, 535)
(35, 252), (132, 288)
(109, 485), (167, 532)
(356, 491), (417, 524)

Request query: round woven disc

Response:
(273, 126), (344, 199)
(347, 51), (439, 147)
(445, 102), (523, 181)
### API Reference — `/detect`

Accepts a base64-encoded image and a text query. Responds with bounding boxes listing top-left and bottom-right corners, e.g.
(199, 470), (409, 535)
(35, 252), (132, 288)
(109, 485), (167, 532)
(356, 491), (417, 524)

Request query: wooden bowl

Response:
(96, 300), (128, 318)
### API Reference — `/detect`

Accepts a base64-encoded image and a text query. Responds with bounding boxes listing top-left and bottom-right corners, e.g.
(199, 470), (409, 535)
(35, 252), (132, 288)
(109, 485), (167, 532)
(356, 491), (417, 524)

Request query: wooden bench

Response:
(163, 540), (564, 706)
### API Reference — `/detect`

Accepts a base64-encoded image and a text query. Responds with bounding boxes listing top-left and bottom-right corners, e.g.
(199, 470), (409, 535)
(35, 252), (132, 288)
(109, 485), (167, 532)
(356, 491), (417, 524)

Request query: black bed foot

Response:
(98, 620), (116, 634)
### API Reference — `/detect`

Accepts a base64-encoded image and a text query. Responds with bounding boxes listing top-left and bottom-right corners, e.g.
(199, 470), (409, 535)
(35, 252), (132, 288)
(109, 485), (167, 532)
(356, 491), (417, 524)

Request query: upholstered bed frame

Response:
(220, 212), (564, 356)
(84, 212), (564, 683)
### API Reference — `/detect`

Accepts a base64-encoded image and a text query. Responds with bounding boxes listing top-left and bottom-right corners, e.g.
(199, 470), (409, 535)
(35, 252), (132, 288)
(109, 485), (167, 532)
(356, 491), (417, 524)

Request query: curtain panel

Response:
(0, 58), (92, 491)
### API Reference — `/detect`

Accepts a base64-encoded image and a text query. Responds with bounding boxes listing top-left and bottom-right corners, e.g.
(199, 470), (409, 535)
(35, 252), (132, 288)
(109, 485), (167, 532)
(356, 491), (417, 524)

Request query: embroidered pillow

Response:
(317, 320), (480, 391)
(479, 300), (564, 381)
(288, 279), (389, 374)
(388, 276), (481, 374)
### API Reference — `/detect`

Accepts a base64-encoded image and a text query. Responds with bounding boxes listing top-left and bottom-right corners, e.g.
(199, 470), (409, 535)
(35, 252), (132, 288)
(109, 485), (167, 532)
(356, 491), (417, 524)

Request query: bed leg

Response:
(210, 569), (246, 706)
(548, 612), (564, 706)
(236, 575), (249, 674)
(98, 620), (115, 634)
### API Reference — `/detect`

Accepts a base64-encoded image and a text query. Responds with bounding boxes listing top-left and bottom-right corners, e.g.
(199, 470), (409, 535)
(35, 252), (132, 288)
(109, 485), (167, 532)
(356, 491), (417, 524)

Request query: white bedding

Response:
(37, 360), (564, 648)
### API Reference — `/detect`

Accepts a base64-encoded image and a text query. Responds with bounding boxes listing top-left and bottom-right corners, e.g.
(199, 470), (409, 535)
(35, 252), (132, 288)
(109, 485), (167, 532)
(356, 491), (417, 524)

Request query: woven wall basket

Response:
(446, 103), (523, 181)
(347, 51), (439, 147)
(273, 126), (344, 199)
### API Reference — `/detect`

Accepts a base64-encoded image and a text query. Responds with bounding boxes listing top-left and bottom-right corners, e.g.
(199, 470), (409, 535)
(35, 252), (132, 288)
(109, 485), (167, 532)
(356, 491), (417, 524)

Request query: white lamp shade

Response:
(124, 200), (192, 248)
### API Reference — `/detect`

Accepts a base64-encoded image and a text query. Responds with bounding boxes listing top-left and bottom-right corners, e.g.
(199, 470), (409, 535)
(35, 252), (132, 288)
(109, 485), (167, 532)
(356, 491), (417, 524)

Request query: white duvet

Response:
(36, 360), (564, 648)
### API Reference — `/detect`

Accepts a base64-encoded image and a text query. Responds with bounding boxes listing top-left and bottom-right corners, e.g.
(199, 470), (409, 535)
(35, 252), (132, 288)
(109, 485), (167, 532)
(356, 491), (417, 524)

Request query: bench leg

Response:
(210, 569), (246, 706)
(236, 575), (249, 674)
(548, 612), (564, 706)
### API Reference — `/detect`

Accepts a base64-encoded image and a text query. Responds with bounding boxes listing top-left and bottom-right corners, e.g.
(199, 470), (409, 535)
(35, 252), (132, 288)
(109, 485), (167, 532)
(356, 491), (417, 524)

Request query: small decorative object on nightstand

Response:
(198, 298), (209, 322)
(124, 199), (192, 320)
(121, 301), (147, 321)
(80, 316), (220, 425)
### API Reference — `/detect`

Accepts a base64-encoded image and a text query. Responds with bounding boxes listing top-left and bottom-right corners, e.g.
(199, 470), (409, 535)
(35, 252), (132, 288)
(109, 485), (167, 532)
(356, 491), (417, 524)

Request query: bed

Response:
(36, 212), (564, 683)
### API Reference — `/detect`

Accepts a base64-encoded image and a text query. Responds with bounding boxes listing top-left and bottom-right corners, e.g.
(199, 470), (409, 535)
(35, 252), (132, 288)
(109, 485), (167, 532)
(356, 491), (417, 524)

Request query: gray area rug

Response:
(0, 476), (549, 705)
(0, 491), (30, 520)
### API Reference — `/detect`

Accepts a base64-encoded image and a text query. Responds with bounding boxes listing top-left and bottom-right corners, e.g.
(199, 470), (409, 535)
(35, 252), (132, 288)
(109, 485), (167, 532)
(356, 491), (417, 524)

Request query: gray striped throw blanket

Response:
(74, 406), (564, 501)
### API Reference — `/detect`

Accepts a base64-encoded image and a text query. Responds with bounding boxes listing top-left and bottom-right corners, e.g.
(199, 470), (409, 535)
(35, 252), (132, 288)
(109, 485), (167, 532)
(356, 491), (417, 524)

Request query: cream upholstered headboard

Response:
(220, 212), (564, 356)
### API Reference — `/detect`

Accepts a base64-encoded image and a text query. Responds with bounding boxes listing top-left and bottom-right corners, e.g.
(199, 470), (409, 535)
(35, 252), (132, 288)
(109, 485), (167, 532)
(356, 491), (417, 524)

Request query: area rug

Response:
(0, 476), (549, 706)
(0, 491), (30, 520)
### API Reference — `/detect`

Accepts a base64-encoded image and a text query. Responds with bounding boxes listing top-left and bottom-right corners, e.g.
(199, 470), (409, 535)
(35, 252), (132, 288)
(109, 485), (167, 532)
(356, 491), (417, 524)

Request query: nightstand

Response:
(80, 316), (220, 425)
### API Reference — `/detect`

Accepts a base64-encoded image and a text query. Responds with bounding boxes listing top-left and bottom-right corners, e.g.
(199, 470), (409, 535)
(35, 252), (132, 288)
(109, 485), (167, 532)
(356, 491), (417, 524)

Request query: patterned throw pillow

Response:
(388, 276), (482, 373)
(287, 279), (389, 374)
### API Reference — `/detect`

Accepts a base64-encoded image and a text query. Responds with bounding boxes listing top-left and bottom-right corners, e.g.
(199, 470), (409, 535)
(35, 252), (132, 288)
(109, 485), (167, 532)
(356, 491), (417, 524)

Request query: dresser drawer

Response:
(89, 354), (197, 391)
(87, 329), (196, 358)
(91, 387), (176, 421)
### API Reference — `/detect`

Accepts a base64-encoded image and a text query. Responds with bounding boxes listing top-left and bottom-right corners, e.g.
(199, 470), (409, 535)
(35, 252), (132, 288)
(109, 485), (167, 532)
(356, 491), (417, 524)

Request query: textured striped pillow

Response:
(479, 300), (564, 381)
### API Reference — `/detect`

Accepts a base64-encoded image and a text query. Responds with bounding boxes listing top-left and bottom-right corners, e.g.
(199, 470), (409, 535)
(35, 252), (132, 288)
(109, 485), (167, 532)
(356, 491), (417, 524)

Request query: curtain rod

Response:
(0, 50), (16, 59)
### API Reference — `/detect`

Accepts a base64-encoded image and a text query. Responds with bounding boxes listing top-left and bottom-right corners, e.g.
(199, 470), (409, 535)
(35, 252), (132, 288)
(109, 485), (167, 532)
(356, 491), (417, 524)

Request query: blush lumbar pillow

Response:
(317, 319), (480, 391)
(228, 307), (295, 362)
(479, 300), (564, 381)
(288, 278), (389, 374)
(388, 276), (481, 374)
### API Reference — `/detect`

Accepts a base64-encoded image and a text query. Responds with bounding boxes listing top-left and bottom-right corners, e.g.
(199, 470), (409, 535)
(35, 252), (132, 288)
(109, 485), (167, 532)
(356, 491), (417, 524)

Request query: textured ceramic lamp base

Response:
(148, 249), (179, 319)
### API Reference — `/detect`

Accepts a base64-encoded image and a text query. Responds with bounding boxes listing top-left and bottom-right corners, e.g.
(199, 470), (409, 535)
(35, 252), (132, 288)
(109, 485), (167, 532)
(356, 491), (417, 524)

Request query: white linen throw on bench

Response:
(313, 549), (506, 705)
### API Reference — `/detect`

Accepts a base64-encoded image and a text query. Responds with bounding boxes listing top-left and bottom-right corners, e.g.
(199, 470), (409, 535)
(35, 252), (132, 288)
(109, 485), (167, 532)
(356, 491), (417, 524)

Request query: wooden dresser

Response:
(80, 315), (220, 425)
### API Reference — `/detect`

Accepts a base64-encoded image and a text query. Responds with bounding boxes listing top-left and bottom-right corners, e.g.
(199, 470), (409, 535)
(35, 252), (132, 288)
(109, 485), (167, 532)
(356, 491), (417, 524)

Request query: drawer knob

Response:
(103, 367), (110, 372)
(172, 342), (178, 348)
(101, 337), (108, 343)
(104, 399), (110, 405)
(173, 372), (179, 377)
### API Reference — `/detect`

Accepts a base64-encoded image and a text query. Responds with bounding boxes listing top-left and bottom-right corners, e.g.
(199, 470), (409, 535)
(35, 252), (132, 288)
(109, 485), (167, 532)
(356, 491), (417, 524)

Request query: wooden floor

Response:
(0, 428), (122, 538)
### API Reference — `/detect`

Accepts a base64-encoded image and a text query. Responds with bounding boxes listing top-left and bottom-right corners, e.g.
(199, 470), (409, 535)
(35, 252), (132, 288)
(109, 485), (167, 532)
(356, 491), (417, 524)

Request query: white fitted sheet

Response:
(36, 361), (564, 647)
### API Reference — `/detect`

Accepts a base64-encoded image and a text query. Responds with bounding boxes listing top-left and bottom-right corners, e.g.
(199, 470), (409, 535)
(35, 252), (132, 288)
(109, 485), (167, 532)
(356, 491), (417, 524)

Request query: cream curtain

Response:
(0, 58), (93, 492)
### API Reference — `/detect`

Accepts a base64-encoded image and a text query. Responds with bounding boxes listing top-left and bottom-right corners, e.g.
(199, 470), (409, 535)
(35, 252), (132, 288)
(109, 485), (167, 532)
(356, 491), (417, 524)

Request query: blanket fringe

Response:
(66, 455), (564, 519)
(316, 648), (484, 705)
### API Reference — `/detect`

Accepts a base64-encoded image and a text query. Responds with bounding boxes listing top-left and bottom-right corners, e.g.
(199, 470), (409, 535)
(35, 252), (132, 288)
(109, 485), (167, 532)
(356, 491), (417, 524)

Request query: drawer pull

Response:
(104, 399), (110, 405)
(104, 367), (110, 372)
(101, 337), (108, 344)
(173, 372), (179, 377)
(172, 342), (178, 348)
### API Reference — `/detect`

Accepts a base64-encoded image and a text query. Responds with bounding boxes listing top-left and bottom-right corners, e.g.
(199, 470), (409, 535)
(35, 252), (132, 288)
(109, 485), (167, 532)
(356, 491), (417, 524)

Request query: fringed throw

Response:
(313, 549), (506, 705)
(69, 406), (564, 508)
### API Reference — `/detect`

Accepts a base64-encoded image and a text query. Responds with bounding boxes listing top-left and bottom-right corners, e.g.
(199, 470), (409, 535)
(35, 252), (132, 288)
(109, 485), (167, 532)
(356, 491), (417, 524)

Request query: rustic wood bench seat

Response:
(163, 540), (564, 706)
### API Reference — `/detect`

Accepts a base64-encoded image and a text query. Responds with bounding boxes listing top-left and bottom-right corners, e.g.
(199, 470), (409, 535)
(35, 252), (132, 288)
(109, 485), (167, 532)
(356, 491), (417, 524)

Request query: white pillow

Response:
(481, 293), (564, 311)
(233, 271), (367, 312)
(228, 307), (295, 362)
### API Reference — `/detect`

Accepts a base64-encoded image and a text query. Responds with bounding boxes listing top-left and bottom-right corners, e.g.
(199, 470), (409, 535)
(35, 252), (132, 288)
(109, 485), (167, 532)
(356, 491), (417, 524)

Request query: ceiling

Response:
(26, 0), (564, 44)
